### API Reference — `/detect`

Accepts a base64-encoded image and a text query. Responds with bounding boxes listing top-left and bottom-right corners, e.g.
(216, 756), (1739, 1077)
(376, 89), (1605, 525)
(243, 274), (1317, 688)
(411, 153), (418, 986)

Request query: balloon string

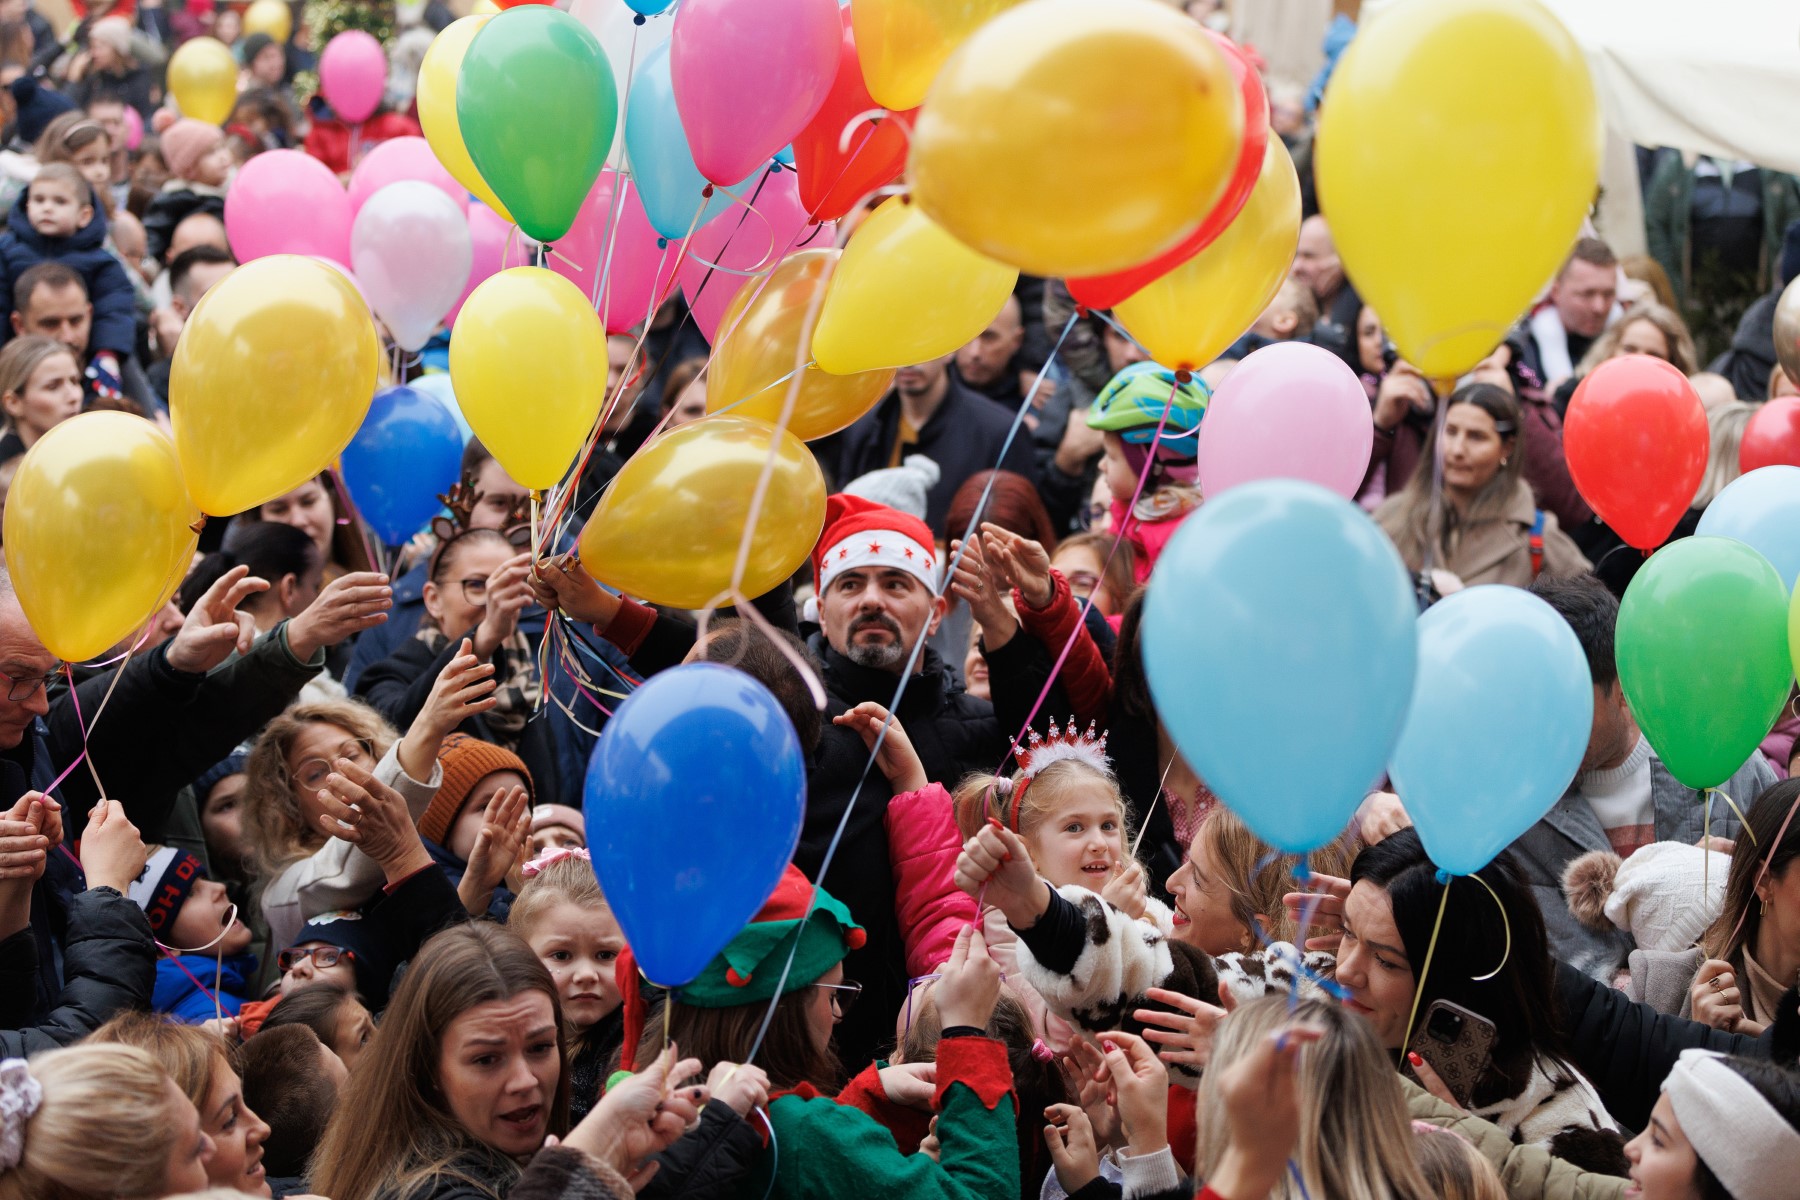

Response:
(1713, 787), (1757, 846)
(1129, 755), (1178, 861)
(1400, 878), (1452, 1057)
(589, 20), (643, 319)
(1464, 870), (1511, 982)
(1725, 788), (1800, 952)
(1704, 788), (1715, 900)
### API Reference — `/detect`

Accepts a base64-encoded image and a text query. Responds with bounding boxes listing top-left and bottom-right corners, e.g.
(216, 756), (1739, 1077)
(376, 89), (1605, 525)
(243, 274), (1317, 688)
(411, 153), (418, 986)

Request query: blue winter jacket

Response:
(152, 951), (255, 1024)
(0, 195), (137, 356)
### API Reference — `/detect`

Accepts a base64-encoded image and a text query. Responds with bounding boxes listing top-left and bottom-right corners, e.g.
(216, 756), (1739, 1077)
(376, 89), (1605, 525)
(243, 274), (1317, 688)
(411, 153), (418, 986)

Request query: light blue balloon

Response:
(623, 0), (675, 15)
(1143, 480), (1418, 852)
(1695, 465), (1800, 590)
(624, 42), (757, 240)
(408, 372), (472, 443)
(1388, 587), (1594, 876)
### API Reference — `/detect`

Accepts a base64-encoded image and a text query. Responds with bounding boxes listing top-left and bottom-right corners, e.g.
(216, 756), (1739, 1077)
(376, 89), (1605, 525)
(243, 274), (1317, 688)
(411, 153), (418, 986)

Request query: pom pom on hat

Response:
(842, 454), (941, 522)
(1562, 841), (1731, 953)
(1562, 849), (1621, 932)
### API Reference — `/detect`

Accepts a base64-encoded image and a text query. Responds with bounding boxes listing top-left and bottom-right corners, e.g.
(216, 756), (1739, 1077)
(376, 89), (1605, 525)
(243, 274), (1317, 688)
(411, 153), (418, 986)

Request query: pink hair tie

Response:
(521, 845), (591, 879)
(1030, 1039), (1055, 1063)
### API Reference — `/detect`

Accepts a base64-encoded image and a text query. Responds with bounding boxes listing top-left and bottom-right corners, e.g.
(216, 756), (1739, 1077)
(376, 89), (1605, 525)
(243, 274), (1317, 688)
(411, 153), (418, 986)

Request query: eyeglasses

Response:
(813, 980), (863, 1016)
(458, 577), (490, 605)
(278, 946), (354, 972)
(289, 738), (375, 792)
(0, 664), (62, 703)
(1063, 570), (1101, 597)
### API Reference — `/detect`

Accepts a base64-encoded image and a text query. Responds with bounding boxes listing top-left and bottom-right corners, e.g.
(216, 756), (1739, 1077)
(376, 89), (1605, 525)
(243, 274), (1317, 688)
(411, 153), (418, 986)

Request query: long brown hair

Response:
(1702, 778), (1800, 965)
(242, 700), (400, 880)
(1197, 807), (1357, 949)
(311, 923), (571, 1200)
(635, 990), (841, 1094)
(1380, 383), (1527, 571)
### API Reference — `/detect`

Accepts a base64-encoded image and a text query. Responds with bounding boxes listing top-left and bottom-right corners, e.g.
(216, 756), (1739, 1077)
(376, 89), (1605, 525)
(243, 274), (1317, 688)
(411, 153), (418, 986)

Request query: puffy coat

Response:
(0, 884), (154, 1055)
(884, 783), (975, 978)
(638, 1101), (764, 1200)
(0, 197), (137, 355)
(1407, 1081), (1628, 1200)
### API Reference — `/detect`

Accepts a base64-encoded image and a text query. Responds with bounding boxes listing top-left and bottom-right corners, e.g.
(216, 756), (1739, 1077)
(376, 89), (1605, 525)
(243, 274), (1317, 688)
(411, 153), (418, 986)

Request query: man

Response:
(1519, 238), (1618, 397)
(1290, 215), (1361, 369)
(834, 352), (1038, 537)
(148, 245), (235, 404)
(953, 294), (1026, 410)
(12, 262), (154, 411)
(1511, 574), (1775, 981)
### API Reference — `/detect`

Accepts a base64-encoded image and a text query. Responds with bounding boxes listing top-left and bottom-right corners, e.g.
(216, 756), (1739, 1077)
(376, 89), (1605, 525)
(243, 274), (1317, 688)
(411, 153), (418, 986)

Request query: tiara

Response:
(1013, 718), (1110, 780)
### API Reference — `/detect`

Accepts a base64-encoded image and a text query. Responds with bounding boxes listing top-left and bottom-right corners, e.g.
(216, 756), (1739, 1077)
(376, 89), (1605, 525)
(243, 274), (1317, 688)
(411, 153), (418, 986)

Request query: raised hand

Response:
(706, 1061), (770, 1117)
(286, 571), (392, 661)
(949, 535), (1017, 646)
(79, 799), (147, 894)
(1101, 858), (1147, 919)
(565, 1047), (708, 1189)
(1281, 872), (1350, 956)
(979, 523), (1054, 611)
(832, 702), (927, 793)
(472, 553), (535, 657)
(166, 565), (268, 674)
(1099, 1031), (1169, 1155)
(1135, 985), (1230, 1074)
(935, 924), (1003, 1032)
(877, 1061), (937, 1112)
(528, 553), (621, 629)
(954, 822), (1048, 929)
(1042, 1103), (1101, 1194)
(315, 754), (431, 884)
(458, 785), (531, 914)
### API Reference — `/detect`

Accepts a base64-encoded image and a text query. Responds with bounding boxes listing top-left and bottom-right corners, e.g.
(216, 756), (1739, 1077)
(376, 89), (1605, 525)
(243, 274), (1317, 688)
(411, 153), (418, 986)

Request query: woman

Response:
(1340, 831), (1623, 1166)
(1624, 1051), (1800, 1200)
(310, 921), (699, 1200)
(0, 1044), (214, 1200)
(247, 473), (374, 584)
(1376, 382), (1589, 592)
(88, 1014), (274, 1198)
(1199, 996), (1435, 1200)
(1048, 531), (1134, 622)
(1572, 304), (1699, 379)
(660, 356), (707, 429)
(0, 335), (81, 461)
(1174, 807), (1353, 958)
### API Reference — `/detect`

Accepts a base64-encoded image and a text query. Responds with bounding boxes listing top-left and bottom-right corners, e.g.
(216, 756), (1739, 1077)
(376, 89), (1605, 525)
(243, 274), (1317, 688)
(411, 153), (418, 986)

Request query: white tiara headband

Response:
(1662, 1050), (1800, 1200)
(0, 1058), (43, 1171)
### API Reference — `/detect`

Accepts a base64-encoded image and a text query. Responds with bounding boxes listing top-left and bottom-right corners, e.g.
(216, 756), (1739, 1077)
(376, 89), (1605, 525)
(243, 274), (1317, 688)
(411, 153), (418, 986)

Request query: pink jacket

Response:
(884, 783), (977, 978)
(1111, 496), (1192, 585)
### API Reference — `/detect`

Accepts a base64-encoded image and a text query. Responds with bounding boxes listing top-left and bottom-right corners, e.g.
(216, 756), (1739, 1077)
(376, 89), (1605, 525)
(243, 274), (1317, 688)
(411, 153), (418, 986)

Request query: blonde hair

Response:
(1200, 997), (1434, 1200)
(0, 1044), (191, 1200)
(0, 335), (77, 429)
(508, 852), (609, 945)
(1411, 1124), (1506, 1200)
(88, 1011), (232, 1110)
(243, 700), (400, 880)
(1574, 303), (1698, 376)
(1196, 808), (1358, 948)
(1694, 401), (1756, 509)
(952, 758), (1128, 844)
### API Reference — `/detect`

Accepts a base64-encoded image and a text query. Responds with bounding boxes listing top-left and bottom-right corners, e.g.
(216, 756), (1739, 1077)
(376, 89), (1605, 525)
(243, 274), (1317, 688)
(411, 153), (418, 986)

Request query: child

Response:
(528, 802), (587, 856)
(33, 109), (154, 314)
(142, 117), (232, 266)
(1084, 362), (1208, 583)
(0, 163), (137, 369)
(418, 732), (533, 917)
(126, 844), (257, 1023)
(508, 845), (627, 1121)
(1411, 1123), (1507, 1200)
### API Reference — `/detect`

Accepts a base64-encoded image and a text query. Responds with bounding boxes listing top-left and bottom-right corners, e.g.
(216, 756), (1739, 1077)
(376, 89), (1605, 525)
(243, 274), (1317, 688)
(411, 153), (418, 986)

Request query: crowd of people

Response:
(0, 3), (1798, 1200)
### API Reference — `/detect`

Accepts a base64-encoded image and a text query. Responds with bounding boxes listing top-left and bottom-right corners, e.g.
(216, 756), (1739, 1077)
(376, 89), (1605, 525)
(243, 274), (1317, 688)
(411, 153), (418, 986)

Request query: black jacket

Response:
(639, 1102), (762, 1200)
(0, 884), (154, 1056)
(141, 188), (223, 266)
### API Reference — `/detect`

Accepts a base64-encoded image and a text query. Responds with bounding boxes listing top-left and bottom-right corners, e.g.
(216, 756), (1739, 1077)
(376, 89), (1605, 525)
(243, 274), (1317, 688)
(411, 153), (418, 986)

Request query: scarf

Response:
(413, 621), (540, 747)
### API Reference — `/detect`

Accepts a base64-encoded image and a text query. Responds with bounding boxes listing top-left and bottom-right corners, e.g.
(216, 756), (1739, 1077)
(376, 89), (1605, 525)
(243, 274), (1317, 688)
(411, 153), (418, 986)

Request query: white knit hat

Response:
(842, 454), (940, 521)
(1562, 841), (1732, 952)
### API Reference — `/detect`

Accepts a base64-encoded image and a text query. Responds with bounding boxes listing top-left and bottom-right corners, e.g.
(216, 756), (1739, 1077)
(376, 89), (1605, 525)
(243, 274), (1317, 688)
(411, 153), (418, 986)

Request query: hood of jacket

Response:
(7, 189), (108, 256)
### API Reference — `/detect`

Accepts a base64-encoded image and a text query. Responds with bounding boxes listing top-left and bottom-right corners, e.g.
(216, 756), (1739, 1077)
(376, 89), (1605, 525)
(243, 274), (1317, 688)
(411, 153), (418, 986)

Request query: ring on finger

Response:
(1711, 976), (1724, 993)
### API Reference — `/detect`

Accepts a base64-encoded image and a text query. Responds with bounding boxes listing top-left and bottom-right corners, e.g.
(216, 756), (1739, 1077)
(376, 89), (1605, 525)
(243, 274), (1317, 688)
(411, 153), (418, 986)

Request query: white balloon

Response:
(351, 180), (473, 353)
(570, 0), (676, 168)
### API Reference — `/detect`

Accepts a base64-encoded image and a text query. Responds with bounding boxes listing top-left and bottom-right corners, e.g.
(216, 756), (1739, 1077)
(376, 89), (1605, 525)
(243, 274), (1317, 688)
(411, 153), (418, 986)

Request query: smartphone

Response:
(1402, 1000), (1496, 1107)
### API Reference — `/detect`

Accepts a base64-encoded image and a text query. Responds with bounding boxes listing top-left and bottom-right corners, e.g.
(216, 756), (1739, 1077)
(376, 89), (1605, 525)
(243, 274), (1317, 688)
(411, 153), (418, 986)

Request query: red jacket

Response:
(1011, 568), (1112, 730)
(304, 113), (425, 176)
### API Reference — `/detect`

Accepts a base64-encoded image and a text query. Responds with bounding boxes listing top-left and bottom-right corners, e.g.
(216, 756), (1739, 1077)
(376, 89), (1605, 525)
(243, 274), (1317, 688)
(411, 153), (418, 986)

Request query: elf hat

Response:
(685, 864), (864, 1007)
(810, 494), (939, 597)
(127, 846), (206, 936)
(419, 734), (534, 848)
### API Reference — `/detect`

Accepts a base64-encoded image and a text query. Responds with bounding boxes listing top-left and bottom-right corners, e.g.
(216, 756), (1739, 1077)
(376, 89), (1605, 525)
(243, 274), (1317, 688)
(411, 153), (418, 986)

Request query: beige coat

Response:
(1378, 479), (1591, 588)
(1408, 1082), (1629, 1200)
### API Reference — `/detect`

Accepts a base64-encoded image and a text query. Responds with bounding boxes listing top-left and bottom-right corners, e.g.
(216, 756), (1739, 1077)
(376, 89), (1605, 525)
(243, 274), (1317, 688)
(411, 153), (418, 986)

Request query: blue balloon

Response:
(407, 372), (473, 444)
(1142, 480), (1417, 852)
(338, 385), (464, 546)
(585, 663), (805, 987)
(1695, 465), (1800, 589)
(624, 42), (758, 240)
(1388, 586), (1593, 876)
(623, 0), (675, 15)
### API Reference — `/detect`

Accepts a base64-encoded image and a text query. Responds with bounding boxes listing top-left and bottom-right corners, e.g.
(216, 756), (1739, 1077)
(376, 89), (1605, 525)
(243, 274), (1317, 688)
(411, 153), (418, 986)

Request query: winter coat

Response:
(1709, 291), (1782, 400)
(1509, 746), (1776, 982)
(638, 1101), (763, 1200)
(1461, 1054), (1623, 1170)
(152, 951), (255, 1023)
(1376, 478), (1590, 588)
(884, 784), (976, 978)
(141, 184), (225, 266)
(0, 199), (137, 355)
(0, 885), (154, 1055)
(257, 743), (444, 955)
(1407, 1082), (1628, 1200)
(1009, 568), (1111, 729)
(1107, 495), (1194, 587)
(1645, 155), (1800, 306)
(380, 1144), (633, 1200)
(340, 858), (470, 1012)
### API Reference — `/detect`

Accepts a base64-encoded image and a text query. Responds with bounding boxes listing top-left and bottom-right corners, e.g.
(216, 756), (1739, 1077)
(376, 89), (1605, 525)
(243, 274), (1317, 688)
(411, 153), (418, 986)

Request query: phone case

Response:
(1403, 1000), (1497, 1107)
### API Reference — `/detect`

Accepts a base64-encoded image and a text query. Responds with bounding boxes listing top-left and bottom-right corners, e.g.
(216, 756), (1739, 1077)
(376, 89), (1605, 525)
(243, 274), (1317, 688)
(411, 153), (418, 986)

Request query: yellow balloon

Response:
(3, 413), (199, 662)
(172, 256), (380, 515)
(909, 0), (1242, 278)
(1114, 139), (1300, 372)
(580, 416), (826, 609)
(417, 16), (514, 223)
(243, 0), (292, 44)
(706, 250), (895, 441)
(812, 197), (1018, 375)
(167, 37), (238, 126)
(450, 267), (607, 490)
(1314, 0), (1599, 380)
(852, 0), (1025, 111)
(472, 0), (501, 12)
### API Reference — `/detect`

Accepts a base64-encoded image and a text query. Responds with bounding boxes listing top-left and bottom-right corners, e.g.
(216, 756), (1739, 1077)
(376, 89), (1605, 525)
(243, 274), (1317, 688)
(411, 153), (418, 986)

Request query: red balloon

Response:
(1564, 355), (1709, 550)
(1740, 397), (1800, 473)
(1066, 32), (1269, 311)
(792, 8), (917, 222)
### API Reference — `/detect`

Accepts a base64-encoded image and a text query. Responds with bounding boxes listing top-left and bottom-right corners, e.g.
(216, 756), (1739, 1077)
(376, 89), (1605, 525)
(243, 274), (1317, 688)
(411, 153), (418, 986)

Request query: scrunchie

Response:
(521, 845), (591, 880)
(0, 1058), (43, 1171)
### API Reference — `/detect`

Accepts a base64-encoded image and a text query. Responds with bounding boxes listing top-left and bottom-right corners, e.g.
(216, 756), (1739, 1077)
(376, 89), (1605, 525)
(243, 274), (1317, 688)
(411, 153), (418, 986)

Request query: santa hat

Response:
(809, 494), (939, 598)
(1562, 841), (1731, 953)
(127, 846), (206, 936)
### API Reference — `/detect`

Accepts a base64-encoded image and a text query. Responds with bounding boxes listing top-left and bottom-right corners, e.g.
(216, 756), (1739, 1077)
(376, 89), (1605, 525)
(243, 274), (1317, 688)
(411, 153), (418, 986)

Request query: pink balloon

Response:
(353, 181), (473, 352)
(348, 137), (466, 215)
(123, 105), (143, 151)
(319, 30), (388, 124)
(449, 202), (512, 329)
(670, 0), (839, 185)
(676, 167), (833, 341)
(1197, 342), (1376, 501)
(503, 170), (683, 334)
(225, 149), (352, 263)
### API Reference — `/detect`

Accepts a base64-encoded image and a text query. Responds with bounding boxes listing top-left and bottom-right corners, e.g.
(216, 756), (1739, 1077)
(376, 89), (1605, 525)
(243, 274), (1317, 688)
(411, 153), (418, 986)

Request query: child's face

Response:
(524, 901), (625, 1029)
(446, 769), (529, 862)
(170, 878), (253, 956)
(1099, 433), (1139, 502)
(193, 142), (235, 188)
(1025, 790), (1125, 892)
(26, 180), (89, 238)
(278, 939), (357, 996)
(70, 138), (112, 192)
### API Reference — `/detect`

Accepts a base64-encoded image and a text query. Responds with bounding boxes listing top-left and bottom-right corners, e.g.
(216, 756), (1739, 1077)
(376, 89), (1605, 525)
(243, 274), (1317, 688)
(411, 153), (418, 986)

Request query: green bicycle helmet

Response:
(1086, 362), (1209, 460)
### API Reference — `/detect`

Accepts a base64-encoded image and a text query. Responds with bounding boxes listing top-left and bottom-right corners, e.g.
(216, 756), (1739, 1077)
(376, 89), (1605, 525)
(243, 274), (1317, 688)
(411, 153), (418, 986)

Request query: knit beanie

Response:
(194, 752), (248, 801)
(127, 846), (206, 937)
(88, 16), (134, 61)
(418, 733), (534, 847)
(842, 455), (941, 522)
(161, 118), (226, 182)
(1561, 841), (1731, 953)
(287, 910), (394, 1007)
(8, 77), (75, 148)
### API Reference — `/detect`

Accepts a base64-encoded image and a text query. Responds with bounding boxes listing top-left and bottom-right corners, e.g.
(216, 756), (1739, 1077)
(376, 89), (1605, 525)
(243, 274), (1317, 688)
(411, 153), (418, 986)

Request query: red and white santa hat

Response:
(810, 494), (940, 595)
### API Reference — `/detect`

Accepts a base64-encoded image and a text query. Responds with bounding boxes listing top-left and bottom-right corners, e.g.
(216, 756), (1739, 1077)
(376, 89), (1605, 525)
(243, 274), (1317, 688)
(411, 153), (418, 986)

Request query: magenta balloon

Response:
(348, 136), (467, 214)
(675, 166), (833, 341)
(1197, 341), (1376, 501)
(352, 180), (473, 352)
(503, 170), (683, 335)
(319, 30), (388, 124)
(449, 202), (510, 329)
(123, 105), (143, 151)
(224, 149), (352, 262)
(670, 0), (839, 186)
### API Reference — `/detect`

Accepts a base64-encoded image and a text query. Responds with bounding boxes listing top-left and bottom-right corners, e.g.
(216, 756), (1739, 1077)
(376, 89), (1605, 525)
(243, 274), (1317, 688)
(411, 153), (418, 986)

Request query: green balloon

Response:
(457, 7), (617, 243)
(1616, 535), (1792, 789)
